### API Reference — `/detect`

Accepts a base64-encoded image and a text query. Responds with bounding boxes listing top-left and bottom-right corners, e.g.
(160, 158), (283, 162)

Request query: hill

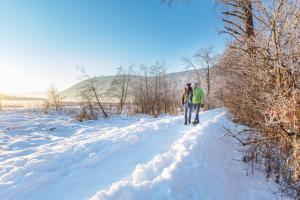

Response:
(60, 70), (204, 101)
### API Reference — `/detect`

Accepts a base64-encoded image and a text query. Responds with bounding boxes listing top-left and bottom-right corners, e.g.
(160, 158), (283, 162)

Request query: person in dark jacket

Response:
(182, 83), (193, 125)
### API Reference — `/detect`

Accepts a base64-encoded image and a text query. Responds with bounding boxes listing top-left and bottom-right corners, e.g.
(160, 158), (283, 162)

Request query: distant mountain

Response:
(17, 91), (48, 99)
(60, 75), (116, 101)
(60, 70), (205, 101)
(0, 92), (45, 100)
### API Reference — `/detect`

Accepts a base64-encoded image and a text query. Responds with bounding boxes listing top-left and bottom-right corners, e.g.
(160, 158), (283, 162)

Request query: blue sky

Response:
(0, 0), (224, 94)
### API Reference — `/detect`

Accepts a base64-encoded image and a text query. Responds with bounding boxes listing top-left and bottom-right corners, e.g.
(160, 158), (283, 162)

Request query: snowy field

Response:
(0, 108), (281, 200)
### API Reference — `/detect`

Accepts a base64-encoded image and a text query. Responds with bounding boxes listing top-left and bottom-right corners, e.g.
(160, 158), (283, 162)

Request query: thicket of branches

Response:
(76, 63), (180, 118)
(216, 0), (300, 198)
(132, 62), (179, 117)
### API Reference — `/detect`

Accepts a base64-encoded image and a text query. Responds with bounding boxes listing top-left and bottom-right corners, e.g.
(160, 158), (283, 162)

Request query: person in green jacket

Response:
(192, 82), (205, 125)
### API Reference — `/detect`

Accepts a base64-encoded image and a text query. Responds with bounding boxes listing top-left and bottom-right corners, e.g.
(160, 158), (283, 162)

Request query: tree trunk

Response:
(92, 87), (108, 118)
(244, 0), (255, 54)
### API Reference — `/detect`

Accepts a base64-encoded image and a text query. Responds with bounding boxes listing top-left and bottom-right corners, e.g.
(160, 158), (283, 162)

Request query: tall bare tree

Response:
(218, 0), (255, 53)
(109, 66), (133, 114)
(194, 47), (219, 98)
(183, 47), (218, 108)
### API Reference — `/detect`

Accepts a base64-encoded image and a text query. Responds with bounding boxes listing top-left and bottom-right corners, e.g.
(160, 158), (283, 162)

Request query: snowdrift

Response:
(0, 109), (280, 200)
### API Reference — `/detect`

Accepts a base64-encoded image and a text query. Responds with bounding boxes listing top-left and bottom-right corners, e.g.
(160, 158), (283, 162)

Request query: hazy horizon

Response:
(1, 69), (194, 98)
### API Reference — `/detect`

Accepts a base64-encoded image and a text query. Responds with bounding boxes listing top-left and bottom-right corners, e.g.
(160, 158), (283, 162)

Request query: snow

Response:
(0, 109), (281, 200)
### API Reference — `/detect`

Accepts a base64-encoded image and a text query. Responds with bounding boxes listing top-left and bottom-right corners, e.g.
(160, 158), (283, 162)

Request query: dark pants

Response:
(193, 103), (201, 123)
(184, 103), (193, 123)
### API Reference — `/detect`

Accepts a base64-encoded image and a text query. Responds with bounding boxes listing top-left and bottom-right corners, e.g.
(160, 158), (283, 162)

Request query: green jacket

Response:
(192, 88), (205, 104)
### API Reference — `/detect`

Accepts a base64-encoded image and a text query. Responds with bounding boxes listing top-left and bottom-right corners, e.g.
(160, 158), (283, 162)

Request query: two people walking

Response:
(181, 82), (205, 125)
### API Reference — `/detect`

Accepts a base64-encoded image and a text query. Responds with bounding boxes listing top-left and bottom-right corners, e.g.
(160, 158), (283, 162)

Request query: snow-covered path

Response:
(0, 109), (279, 200)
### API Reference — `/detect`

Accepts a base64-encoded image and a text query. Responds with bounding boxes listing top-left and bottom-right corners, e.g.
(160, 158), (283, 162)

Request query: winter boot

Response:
(192, 121), (199, 125)
(184, 119), (187, 125)
(184, 116), (188, 125)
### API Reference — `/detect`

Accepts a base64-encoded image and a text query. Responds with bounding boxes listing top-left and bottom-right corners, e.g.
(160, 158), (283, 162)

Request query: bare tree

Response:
(77, 86), (96, 119)
(182, 56), (202, 84)
(183, 47), (219, 108)
(48, 86), (62, 111)
(194, 47), (219, 98)
(109, 66), (133, 114)
(162, 66), (168, 114)
(217, 0), (255, 54)
(77, 67), (109, 118)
